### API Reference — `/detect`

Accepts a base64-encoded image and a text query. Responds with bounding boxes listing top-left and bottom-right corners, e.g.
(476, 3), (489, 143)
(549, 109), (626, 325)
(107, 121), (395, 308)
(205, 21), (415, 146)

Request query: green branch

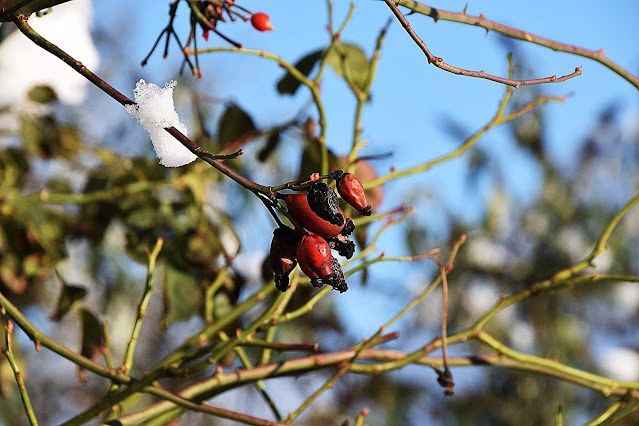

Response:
(122, 238), (164, 374)
(2, 321), (38, 426)
(0, 291), (132, 384)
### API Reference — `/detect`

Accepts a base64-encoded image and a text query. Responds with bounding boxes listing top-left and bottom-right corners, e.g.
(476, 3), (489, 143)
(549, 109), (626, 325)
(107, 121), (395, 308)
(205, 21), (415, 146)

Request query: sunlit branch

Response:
(383, 0), (582, 88)
(396, 0), (639, 90)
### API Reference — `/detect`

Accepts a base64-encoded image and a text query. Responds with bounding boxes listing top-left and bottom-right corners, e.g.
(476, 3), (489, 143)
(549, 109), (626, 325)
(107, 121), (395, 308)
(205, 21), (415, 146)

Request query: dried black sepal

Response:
(327, 234), (355, 259)
(274, 275), (289, 292)
(310, 277), (324, 288)
(306, 182), (344, 226)
(328, 169), (345, 181)
(341, 218), (355, 236)
(324, 257), (348, 293)
(359, 205), (372, 216)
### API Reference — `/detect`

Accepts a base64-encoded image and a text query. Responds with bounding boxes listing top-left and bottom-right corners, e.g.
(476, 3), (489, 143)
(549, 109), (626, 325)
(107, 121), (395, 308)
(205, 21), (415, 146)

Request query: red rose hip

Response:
(285, 194), (346, 238)
(251, 12), (273, 32)
(336, 172), (371, 216)
(296, 233), (333, 288)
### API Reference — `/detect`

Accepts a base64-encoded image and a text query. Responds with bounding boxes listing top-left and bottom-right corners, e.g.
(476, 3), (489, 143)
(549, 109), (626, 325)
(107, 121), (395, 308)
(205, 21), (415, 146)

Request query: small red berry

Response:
(285, 194), (346, 238)
(251, 12), (273, 32)
(269, 227), (298, 292)
(336, 172), (371, 216)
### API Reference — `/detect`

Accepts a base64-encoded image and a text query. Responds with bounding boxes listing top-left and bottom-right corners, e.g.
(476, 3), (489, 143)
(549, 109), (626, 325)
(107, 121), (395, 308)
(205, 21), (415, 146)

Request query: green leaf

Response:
(276, 50), (323, 95)
(45, 177), (73, 194)
(217, 103), (257, 148)
(0, 148), (29, 189)
(159, 265), (202, 331)
(257, 130), (281, 162)
(51, 275), (88, 321)
(78, 308), (105, 362)
(19, 113), (80, 160)
(27, 85), (57, 104)
(298, 138), (338, 180)
(326, 43), (370, 93)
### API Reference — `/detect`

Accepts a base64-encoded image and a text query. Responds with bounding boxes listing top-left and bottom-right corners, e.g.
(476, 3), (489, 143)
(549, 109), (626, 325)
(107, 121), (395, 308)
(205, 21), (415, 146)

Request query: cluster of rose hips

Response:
(270, 170), (371, 293)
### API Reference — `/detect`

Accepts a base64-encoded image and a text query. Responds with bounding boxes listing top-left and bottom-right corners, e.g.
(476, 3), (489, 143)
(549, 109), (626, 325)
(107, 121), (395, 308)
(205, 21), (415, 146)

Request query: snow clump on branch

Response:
(125, 79), (197, 167)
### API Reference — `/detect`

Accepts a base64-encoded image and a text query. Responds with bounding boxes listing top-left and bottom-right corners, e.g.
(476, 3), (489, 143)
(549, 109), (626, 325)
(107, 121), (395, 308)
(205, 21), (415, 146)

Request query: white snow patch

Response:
(125, 79), (196, 167)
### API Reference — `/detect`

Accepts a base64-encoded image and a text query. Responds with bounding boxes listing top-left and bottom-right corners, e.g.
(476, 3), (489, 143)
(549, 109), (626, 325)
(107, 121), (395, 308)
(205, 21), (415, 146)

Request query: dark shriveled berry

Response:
(306, 182), (344, 226)
(269, 226), (298, 292)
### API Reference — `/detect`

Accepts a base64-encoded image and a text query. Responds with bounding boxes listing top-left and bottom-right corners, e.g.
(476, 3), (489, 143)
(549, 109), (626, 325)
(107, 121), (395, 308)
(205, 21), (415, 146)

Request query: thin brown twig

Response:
(383, 0), (583, 88)
(397, 0), (639, 91)
(428, 249), (454, 395)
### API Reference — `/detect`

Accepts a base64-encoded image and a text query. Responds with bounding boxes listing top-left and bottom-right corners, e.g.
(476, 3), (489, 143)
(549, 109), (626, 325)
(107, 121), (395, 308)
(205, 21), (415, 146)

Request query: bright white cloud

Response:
(0, 0), (98, 107)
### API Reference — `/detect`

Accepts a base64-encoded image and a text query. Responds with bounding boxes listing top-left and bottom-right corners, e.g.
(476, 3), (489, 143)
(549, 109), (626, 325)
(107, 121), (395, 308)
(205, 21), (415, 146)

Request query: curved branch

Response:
(384, 0), (582, 88)
(396, 0), (639, 90)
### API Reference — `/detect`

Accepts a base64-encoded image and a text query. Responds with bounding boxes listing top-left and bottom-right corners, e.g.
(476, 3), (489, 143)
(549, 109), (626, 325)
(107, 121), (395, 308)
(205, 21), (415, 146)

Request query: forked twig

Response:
(384, 0), (582, 88)
(396, 0), (639, 90)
